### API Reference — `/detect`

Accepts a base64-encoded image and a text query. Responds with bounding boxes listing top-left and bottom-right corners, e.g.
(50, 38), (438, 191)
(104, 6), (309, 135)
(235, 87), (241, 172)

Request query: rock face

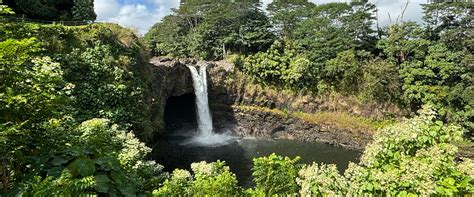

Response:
(149, 57), (194, 100)
(148, 57), (194, 141)
(212, 105), (371, 150)
(207, 61), (405, 120)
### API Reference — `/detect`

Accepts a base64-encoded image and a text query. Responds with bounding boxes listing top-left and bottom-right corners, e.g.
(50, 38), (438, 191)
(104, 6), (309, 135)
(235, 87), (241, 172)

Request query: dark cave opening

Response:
(164, 93), (197, 132)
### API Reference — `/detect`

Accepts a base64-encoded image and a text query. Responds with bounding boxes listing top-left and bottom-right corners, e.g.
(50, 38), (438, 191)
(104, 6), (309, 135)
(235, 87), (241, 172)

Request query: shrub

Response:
(153, 169), (193, 196)
(297, 163), (349, 196)
(2, 118), (165, 196)
(251, 153), (301, 195)
(190, 161), (240, 196)
(242, 40), (311, 90)
(344, 105), (472, 195)
(153, 161), (241, 196)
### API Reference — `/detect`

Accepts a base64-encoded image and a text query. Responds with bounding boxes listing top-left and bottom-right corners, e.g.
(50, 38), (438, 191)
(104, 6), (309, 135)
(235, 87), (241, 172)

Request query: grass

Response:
(293, 111), (394, 134)
(233, 105), (396, 134)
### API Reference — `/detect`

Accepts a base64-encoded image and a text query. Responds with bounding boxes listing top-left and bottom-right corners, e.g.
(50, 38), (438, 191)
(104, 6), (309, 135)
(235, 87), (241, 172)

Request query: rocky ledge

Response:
(212, 105), (371, 151)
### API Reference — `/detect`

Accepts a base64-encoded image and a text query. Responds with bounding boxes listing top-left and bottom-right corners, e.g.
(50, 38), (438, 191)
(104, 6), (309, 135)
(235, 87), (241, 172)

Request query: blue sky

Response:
(94, 0), (425, 35)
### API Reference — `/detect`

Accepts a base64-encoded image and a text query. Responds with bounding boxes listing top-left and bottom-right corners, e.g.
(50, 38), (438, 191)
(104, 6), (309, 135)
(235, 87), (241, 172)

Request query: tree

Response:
(324, 50), (362, 94)
(242, 40), (311, 89)
(4, 0), (96, 22)
(142, 15), (189, 57)
(422, 2), (474, 51)
(291, 2), (354, 85)
(267, 0), (314, 38)
(143, 0), (273, 59)
(0, 1), (13, 16)
(72, 0), (96, 22)
(346, 0), (377, 52)
(377, 22), (431, 66)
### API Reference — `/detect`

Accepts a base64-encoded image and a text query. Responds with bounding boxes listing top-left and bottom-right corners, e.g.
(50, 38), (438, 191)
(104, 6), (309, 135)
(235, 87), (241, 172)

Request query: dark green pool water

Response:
(152, 136), (360, 187)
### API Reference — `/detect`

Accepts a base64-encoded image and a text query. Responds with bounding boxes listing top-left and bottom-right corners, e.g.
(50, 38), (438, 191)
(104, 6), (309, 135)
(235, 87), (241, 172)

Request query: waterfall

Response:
(184, 65), (236, 146)
(187, 65), (213, 135)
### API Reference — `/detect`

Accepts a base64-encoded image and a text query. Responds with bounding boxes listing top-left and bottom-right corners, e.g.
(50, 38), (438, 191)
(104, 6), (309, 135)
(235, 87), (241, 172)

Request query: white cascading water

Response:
(186, 65), (235, 146)
(187, 65), (213, 135)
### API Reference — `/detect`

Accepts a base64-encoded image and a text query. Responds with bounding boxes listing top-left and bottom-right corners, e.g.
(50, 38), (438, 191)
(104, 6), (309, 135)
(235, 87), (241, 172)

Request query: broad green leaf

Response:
(95, 174), (110, 193)
(69, 158), (96, 177)
(51, 157), (69, 166)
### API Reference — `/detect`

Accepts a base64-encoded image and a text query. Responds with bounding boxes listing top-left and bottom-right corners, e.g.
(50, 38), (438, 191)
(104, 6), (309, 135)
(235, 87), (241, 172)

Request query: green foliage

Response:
(132, 161), (168, 193)
(4, 0), (96, 21)
(0, 1), (14, 16)
(0, 39), (68, 123)
(324, 50), (361, 94)
(153, 161), (240, 196)
(5, 118), (165, 196)
(267, 0), (314, 38)
(377, 22), (431, 65)
(297, 163), (348, 196)
(71, 0), (96, 22)
(244, 106), (473, 196)
(142, 0), (274, 59)
(153, 169), (192, 196)
(0, 19), (163, 195)
(240, 1), (378, 94)
(292, 1), (376, 61)
(344, 105), (473, 195)
(400, 43), (465, 111)
(242, 40), (310, 90)
(422, 2), (474, 52)
(251, 153), (301, 195)
(190, 161), (240, 196)
(359, 58), (401, 103)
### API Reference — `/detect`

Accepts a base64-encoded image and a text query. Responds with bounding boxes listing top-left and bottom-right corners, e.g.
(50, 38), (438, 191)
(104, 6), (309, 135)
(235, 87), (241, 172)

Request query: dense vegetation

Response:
(1, 0), (473, 195)
(3, 0), (96, 22)
(0, 4), (162, 194)
(143, 0), (473, 139)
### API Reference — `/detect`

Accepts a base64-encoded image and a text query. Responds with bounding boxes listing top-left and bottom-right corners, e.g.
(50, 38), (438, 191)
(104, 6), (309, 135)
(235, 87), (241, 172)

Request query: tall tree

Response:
(347, 0), (377, 52)
(422, 1), (474, 51)
(144, 0), (273, 59)
(377, 22), (431, 66)
(267, 0), (314, 38)
(72, 0), (96, 22)
(4, 0), (96, 22)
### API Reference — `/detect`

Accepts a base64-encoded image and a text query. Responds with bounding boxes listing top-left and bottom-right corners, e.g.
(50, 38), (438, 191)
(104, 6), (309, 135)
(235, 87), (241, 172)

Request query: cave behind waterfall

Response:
(164, 93), (197, 132)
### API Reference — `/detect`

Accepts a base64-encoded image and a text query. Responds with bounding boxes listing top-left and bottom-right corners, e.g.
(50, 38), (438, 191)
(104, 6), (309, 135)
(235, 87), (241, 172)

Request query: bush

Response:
(297, 163), (349, 196)
(153, 161), (241, 196)
(190, 161), (240, 196)
(344, 105), (473, 195)
(153, 169), (192, 196)
(359, 58), (401, 103)
(324, 50), (361, 94)
(11, 118), (166, 196)
(242, 40), (311, 90)
(251, 153), (301, 195)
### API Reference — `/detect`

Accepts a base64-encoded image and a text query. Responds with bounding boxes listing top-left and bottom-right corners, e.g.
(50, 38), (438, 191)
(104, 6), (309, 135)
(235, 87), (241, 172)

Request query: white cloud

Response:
(95, 0), (425, 35)
(94, 0), (121, 20)
(262, 0), (424, 25)
(372, 0), (425, 25)
(94, 0), (179, 35)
